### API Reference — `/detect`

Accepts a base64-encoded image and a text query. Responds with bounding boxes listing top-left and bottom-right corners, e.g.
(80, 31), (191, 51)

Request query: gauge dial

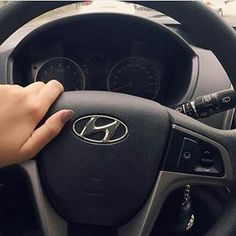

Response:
(107, 57), (162, 100)
(35, 57), (85, 91)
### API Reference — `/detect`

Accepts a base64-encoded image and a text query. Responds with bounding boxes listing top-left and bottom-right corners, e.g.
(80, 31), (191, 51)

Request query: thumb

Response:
(19, 109), (74, 161)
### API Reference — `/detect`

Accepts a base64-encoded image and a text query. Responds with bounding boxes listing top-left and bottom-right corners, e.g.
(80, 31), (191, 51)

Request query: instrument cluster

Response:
(12, 14), (195, 106)
(33, 54), (164, 100)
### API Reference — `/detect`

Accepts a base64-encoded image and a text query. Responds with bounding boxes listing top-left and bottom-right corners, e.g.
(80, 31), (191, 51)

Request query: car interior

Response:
(0, 1), (236, 236)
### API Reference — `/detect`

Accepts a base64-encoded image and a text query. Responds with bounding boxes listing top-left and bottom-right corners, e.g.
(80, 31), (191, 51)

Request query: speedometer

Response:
(35, 57), (85, 91)
(107, 57), (162, 100)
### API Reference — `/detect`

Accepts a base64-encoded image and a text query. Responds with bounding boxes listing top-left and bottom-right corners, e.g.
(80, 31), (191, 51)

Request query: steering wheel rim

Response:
(1, 1), (236, 236)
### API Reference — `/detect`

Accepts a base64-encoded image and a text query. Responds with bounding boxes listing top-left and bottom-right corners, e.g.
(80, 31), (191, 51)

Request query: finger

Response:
(24, 81), (45, 94)
(37, 80), (64, 110)
(1, 84), (23, 90)
(19, 109), (74, 161)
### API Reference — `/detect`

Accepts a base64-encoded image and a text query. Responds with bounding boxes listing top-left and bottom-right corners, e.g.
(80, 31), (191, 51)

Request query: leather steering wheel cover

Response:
(0, 1), (236, 235)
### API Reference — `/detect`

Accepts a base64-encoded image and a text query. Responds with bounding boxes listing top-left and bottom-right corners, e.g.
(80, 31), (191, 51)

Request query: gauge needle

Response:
(113, 83), (131, 91)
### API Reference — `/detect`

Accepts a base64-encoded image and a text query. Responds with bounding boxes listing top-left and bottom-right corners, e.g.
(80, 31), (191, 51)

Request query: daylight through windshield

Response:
(0, 1), (236, 27)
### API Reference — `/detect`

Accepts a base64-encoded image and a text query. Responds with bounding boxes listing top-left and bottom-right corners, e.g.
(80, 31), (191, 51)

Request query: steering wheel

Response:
(1, 1), (236, 236)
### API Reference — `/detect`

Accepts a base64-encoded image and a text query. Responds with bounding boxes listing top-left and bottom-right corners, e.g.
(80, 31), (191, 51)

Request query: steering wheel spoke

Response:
(118, 112), (234, 236)
(118, 171), (228, 236)
(167, 108), (235, 182)
(163, 125), (232, 181)
(19, 161), (68, 236)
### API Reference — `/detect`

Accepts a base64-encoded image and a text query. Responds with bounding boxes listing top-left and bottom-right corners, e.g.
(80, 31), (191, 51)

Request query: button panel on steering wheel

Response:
(163, 126), (225, 177)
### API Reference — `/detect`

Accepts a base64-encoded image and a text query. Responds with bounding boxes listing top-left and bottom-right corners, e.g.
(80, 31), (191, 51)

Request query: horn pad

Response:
(38, 91), (170, 226)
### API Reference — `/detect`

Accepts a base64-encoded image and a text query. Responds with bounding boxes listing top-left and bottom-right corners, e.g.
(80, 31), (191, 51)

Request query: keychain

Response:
(174, 185), (195, 232)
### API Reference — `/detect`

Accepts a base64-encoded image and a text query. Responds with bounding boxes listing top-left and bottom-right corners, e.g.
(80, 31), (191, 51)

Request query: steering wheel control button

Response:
(183, 151), (191, 159)
(194, 166), (219, 174)
(177, 138), (200, 171)
(163, 127), (225, 177)
(194, 146), (223, 175)
(200, 158), (214, 168)
(200, 150), (214, 168)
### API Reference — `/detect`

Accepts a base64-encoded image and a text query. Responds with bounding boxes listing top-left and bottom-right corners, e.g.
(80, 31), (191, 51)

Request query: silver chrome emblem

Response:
(72, 115), (128, 144)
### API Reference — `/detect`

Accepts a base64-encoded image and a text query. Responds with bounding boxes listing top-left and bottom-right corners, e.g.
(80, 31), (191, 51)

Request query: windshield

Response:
(0, 1), (236, 27)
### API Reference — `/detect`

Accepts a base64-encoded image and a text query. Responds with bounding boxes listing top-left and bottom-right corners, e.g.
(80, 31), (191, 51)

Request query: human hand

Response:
(0, 80), (73, 167)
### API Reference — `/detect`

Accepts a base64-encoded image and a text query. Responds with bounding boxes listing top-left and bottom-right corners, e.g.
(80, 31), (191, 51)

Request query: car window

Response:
(0, 1), (236, 27)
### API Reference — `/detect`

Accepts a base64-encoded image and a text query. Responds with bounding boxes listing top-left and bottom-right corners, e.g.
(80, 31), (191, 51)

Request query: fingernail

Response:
(61, 110), (74, 125)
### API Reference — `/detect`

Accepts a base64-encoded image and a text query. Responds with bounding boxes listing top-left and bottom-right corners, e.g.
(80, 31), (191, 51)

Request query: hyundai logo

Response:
(72, 115), (128, 144)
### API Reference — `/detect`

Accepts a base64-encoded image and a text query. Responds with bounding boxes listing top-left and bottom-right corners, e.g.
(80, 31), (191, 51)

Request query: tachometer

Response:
(35, 57), (85, 91)
(107, 57), (162, 100)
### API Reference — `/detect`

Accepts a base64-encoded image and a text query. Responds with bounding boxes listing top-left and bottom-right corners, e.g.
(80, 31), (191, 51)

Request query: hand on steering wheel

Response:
(0, 80), (73, 167)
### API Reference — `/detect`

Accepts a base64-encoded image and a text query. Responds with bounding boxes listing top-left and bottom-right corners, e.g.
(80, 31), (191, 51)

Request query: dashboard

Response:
(0, 12), (232, 129)
(12, 13), (195, 107)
